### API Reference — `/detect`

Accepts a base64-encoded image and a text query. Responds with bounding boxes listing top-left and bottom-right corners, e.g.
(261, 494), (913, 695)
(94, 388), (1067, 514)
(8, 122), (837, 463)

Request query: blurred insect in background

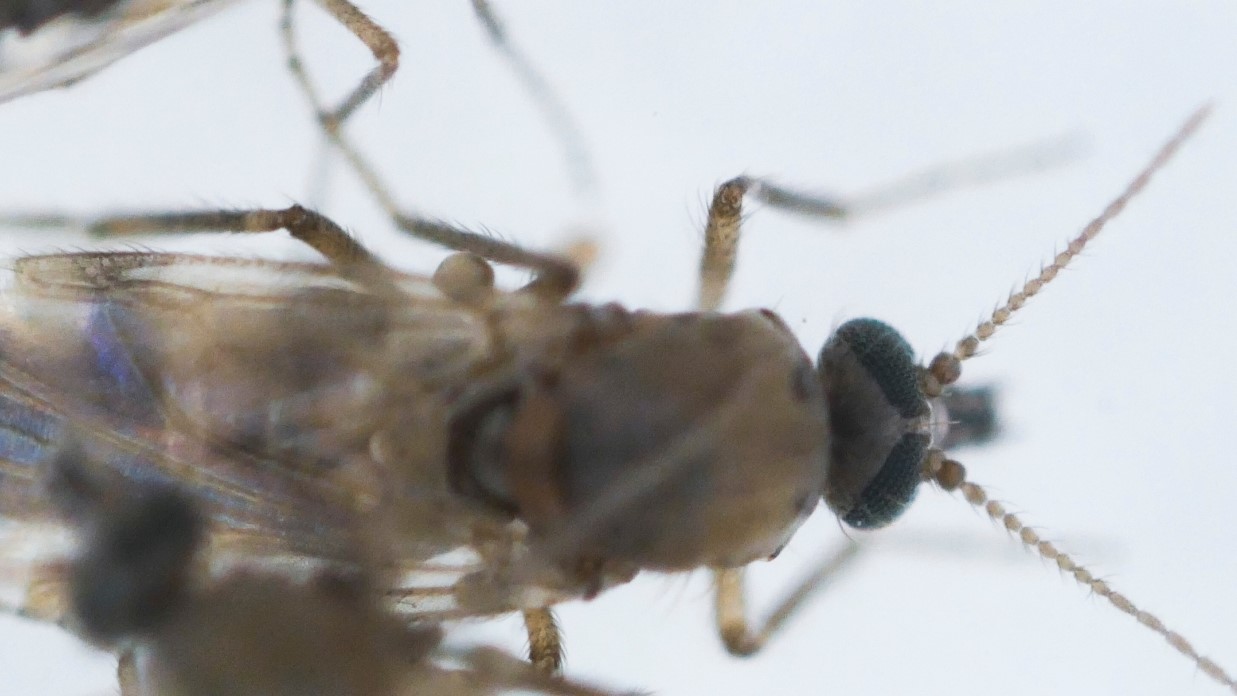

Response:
(0, 101), (1229, 696)
(20, 431), (625, 695)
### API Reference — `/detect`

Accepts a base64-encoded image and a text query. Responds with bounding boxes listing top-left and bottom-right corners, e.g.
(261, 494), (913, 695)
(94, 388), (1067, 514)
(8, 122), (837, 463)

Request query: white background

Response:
(1, 2), (1235, 695)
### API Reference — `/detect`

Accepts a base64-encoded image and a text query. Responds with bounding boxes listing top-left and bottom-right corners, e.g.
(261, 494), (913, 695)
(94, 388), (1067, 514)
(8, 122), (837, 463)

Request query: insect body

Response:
(0, 105), (1231, 695)
(24, 427), (622, 696)
(0, 245), (823, 601)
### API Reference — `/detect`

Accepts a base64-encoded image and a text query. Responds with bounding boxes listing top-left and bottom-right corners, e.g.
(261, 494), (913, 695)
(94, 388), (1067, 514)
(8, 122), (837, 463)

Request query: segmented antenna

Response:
(921, 105), (1234, 692)
(922, 104), (1213, 398)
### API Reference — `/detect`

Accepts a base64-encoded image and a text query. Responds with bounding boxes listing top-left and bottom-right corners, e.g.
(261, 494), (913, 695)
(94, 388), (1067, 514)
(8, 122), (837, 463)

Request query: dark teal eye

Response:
(817, 318), (930, 528)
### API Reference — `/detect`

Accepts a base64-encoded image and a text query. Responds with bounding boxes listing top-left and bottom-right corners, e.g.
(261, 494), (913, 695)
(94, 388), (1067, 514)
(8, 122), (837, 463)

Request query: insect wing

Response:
(0, 251), (511, 624)
(0, 0), (239, 103)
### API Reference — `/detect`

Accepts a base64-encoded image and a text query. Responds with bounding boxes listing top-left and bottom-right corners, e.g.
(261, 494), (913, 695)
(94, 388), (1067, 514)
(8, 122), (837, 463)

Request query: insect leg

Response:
(313, 114), (582, 298)
(447, 644), (628, 696)
(117, 651), (139, 696)
(283, 0), (598, 205)
(712, 541), (861, 656)
(691, 170), (900, 656)
(0, 201), (575, 299)
(281, 3), (587, 298)
(280, 0), (400, 131)
(469, 0), (598, 197)
(522, 607), (564, 674)
(0, 206), (400, 291)
(697, 135), (1082, 311)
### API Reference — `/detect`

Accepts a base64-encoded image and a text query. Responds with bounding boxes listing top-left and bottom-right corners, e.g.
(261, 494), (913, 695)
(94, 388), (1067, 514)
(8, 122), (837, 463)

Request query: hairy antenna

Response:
(920, 104), (1233, 692)
(922, 104), (1213, 397)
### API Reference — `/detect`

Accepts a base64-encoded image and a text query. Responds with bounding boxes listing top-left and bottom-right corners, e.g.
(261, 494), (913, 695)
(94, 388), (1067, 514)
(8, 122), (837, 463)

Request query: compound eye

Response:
(817, 318), (931, 528)
(838, 434), (928, 528)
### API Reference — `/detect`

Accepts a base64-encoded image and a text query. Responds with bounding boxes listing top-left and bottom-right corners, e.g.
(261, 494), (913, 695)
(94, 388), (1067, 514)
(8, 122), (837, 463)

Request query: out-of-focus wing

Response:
(0, 252), (511, 628)
(0, 0), (240, 103)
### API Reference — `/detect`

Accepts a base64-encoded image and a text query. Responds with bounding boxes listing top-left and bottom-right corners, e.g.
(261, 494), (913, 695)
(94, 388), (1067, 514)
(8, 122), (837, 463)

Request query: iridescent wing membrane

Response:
(0, 250), (525, 626)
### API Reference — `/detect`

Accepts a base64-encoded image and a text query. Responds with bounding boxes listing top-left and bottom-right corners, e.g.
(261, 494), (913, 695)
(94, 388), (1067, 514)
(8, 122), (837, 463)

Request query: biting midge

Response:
(0, 107), (1225, 692)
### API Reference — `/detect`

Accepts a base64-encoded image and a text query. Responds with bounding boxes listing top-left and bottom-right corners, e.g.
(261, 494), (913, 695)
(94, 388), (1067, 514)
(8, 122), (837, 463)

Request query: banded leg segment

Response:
(713, 541), (861, 657)
(522, 607), (565, 674)
(697, 176), (847, 312)
(696, 135), (1083, 311)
